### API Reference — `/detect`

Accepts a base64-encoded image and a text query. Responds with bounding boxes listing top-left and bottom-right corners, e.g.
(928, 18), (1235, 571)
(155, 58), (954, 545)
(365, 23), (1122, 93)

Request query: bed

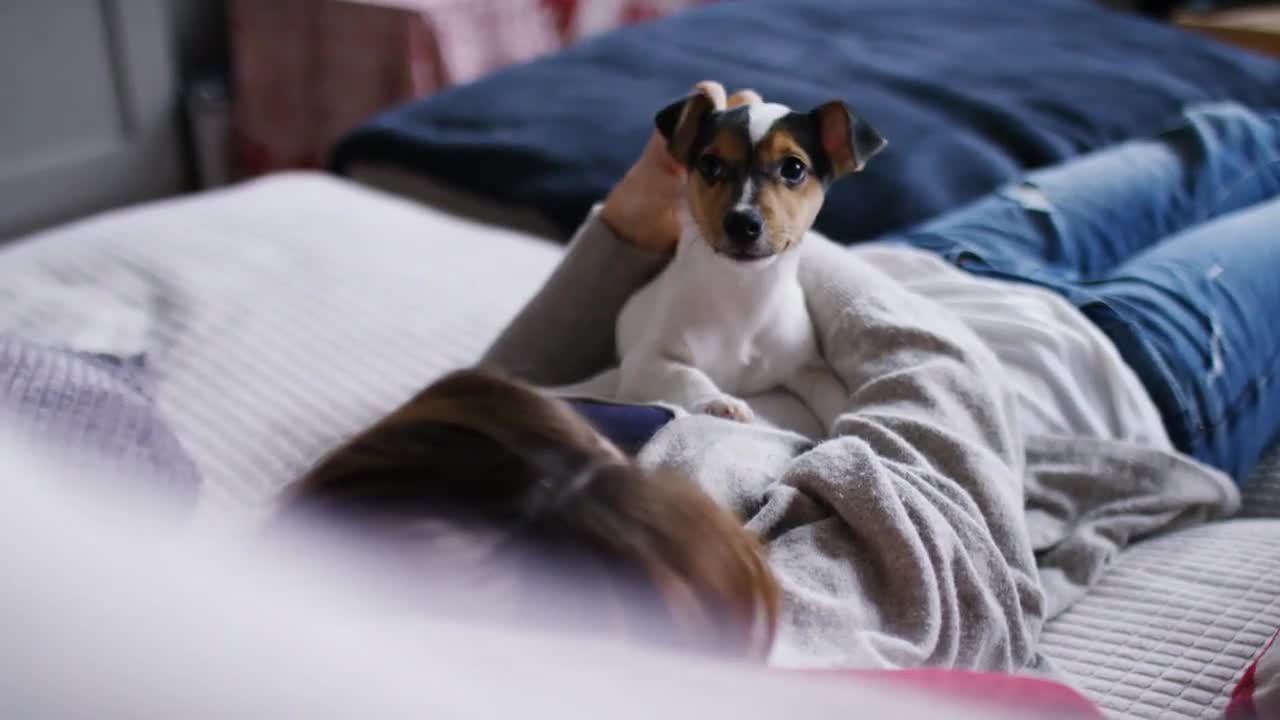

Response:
(2, 171), (1279, 719)
(3, 1), (1280, 718)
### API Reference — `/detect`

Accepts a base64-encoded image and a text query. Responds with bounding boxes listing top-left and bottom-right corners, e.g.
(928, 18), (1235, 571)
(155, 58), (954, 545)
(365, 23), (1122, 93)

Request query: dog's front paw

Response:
(695, 395), (754, 423)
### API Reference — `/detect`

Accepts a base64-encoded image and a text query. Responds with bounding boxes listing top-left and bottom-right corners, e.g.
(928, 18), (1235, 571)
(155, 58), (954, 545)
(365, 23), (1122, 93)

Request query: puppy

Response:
(615, 88), (886, 422)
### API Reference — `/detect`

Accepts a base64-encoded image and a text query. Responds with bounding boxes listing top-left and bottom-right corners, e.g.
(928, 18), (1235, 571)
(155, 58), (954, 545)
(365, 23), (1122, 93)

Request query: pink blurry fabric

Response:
(229, 0), (713, 176)
(1228, 629), (1280, 720)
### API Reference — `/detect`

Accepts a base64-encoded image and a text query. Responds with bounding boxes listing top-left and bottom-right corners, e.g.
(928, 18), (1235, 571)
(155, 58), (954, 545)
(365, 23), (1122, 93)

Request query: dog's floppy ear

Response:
(655, 88), (718, 166)
(810, 101), (886, 179)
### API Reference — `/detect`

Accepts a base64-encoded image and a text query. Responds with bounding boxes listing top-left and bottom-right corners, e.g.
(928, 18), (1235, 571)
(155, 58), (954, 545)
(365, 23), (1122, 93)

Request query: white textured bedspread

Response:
(0, 173), (562, 525)
(0, 172), (1276, 718)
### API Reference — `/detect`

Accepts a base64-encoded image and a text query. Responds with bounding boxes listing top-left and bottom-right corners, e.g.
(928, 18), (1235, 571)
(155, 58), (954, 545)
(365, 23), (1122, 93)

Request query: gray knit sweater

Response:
(484, 212), (1239, 673)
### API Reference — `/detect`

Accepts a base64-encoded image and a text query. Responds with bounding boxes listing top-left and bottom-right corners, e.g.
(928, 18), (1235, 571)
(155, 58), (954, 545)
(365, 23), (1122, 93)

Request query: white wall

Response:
(0, 1), (228, 240)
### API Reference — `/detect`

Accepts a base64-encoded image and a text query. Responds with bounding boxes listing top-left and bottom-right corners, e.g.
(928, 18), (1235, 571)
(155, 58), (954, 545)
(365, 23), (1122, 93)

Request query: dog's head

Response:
(655, 89), (885, 261)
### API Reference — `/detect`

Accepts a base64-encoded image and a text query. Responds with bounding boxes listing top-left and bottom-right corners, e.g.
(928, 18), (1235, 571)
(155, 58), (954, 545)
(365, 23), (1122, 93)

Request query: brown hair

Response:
(278, 368), (779, 659)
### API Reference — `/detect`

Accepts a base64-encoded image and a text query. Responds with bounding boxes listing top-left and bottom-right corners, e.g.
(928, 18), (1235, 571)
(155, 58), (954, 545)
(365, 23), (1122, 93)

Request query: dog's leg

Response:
(618, 356), (754, 423)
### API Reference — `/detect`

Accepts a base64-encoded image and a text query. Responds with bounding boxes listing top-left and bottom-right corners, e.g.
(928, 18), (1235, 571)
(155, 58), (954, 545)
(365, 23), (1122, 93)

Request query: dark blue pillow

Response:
(565, 398), (675, 457)
(332, 0), (1280, 244)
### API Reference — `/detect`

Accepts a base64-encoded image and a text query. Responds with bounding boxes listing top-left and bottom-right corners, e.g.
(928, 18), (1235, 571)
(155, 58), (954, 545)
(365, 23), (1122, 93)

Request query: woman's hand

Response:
(600, 82), (762, 253)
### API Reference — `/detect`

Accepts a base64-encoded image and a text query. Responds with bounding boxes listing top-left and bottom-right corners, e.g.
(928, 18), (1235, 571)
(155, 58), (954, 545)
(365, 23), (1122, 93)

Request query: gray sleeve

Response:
(481, 207), (670, 386)
(771, 239), (1041, 669)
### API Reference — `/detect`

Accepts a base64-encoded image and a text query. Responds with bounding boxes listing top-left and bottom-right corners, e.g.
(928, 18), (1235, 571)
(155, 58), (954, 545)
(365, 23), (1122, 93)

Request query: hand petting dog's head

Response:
(655, 86), (885, 261)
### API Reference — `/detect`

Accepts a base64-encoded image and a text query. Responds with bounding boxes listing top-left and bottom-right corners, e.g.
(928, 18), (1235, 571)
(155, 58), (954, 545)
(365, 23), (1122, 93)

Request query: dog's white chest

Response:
(617, 241), (817, 397)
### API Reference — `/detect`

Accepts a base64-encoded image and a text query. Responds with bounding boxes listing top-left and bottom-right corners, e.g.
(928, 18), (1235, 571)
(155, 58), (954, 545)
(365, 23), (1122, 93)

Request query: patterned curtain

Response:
(230, 0), (715, 176)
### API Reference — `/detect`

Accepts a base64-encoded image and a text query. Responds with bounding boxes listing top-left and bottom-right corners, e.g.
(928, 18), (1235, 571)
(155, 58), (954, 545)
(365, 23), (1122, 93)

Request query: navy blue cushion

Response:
(565, 398), (675, 457)
(332, 0), (1280, 244)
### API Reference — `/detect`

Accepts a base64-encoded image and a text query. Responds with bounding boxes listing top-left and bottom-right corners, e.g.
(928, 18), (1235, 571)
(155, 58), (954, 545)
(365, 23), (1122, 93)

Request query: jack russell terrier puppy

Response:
(615, 88), (886, 422)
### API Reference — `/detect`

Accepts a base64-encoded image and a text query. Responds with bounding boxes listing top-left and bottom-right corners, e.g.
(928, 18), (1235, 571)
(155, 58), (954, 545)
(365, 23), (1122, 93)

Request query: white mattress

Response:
(1042, 519), (1280, 719)
(0, 172), (1276, 718)
(0, 173), (562, 526)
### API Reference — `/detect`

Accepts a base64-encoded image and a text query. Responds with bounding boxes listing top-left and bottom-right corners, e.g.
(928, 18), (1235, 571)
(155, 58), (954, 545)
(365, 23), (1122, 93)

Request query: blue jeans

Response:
(893, 103), (1280, 485)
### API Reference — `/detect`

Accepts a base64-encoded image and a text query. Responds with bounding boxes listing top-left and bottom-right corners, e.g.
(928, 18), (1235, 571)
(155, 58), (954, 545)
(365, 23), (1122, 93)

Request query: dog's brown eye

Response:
(697, 154), (724, 183)
(779, 156), (807, 184)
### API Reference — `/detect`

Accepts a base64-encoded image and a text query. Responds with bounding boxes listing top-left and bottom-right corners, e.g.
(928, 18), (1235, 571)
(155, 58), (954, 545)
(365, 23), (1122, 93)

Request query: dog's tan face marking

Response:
(684, 120), (824, 259)
(754, 130), (825, 254)
(654, 96), (886, 262)
(687, 127), (750, 255)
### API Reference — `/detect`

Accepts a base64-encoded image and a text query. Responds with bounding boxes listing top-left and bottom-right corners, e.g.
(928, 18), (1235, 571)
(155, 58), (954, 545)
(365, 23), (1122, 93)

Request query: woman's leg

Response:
(1081, 196), (1280, 484)
(897, 103), (1280, 282)
(891, 102), (1280, 483)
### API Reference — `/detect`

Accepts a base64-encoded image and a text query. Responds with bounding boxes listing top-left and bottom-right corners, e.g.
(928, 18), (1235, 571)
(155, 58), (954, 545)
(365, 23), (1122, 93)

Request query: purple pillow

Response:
(0, 334), (200, 512)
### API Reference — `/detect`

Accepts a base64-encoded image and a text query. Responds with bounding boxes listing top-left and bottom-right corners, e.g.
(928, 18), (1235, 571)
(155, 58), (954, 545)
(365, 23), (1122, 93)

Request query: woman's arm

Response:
(781, 238), (1040, 668)
(480, 210), (669, 386)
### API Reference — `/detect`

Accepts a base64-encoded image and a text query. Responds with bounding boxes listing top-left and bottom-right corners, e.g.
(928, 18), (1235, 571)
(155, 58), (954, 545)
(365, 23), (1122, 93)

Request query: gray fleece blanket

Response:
(483, 211), (1240, 673)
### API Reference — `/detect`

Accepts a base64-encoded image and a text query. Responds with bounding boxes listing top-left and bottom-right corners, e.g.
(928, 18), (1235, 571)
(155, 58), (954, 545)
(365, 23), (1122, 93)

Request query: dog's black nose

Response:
(723, 210), (763, 243)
